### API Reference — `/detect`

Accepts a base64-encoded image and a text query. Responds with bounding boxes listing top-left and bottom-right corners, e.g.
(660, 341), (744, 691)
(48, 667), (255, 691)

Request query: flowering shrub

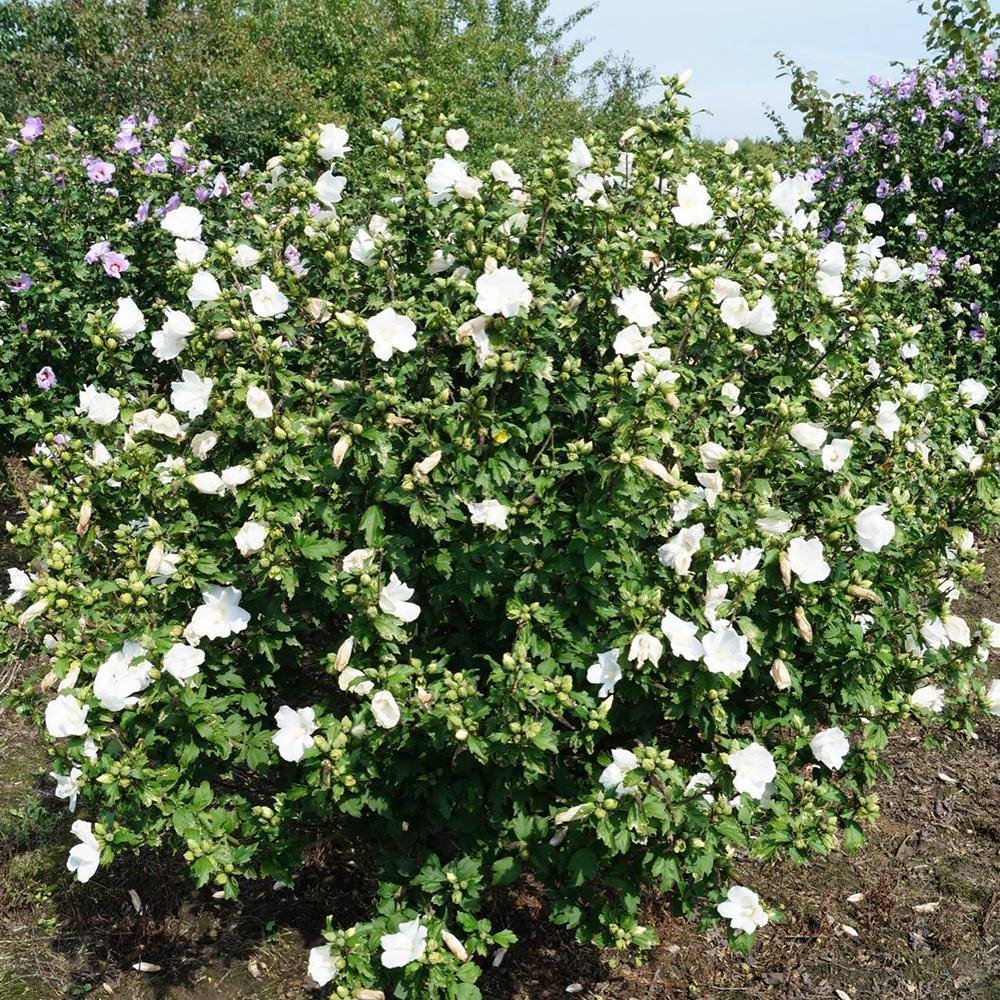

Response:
(800, 50), (1000, 385)
(4, 78), (1000, 999)
(0, 111), (256, 441)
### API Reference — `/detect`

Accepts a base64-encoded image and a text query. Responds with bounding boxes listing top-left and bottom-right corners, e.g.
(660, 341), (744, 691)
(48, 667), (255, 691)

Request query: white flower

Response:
(855, 504), (895, 553)
(614, 325), (652, 356)
(343, 548), (375, 573)
(944, 614), (971, 647)
(307, 944), (338, 987)
(810, 727), (849, 769)
(700, 621), (750, 677)
(272, 705), (317, 762)
(787, 537), (830, 584)
(170, 369), (213, 418)
(872, 257), (903, 283)
(709, 539), (757, 575)
(93, 640), (153, 711)
(110, 296), (145, 339)
(790, 422), (828, 451)
(187, 270), (221, 306)
(672, 172), (713, 227)
(821, 438), (853, 472)
(958, 378), (989, 407)
(67, 820), (101, 884)
(875, 401), (901, 440)
(720, 295), (776, 335)
(380, 918), (428, 969)
(982, 618), (1000, 649)
(161, 205), (203, 240)
(245, 385), (274, 419)
(235, 520), (269, 556)
(586, 648), (622, 698)
(51, 767), (82, 812)
(162, 643), (205, 683)
(381, 118), (404, 142)
(339, 667), (374, 696)
(723, 138), (739, 155)
(698, 442), (728, 471)
(318, 123), (350, 159)
(314, 170), (347, 207)
(189, 465), (252, 496)
(717, 885), (769, 934)
(350, 228), (377, 265)
(446, 127), (469, 151)
(567, 137), (593, 175)
(190, 430), (218, 460)
(862, 203), (884, 224)
(628, 632), (663, 668)
(987, 679), (1000, 716)
(490, 159), (522, 187)
(76, 385), (120, 425)
(152, 308), (195, 361)
(45, 694), (89, 737)
(660, 610), (705, 661)
(367, 307), (417, 360)
(185, 586), (251, 644)
(612, 287), (659, 329)
(475, 267), (531, 318)
(426, 154), (480, 204)
(817, 242), (847, 276)
(233, 243), (261, 268)
(574, 171), (606, 205)
(756, 515), (792, 536)
(910, 684), (945, 713)
(371, 690), (401, 729)
(379, 573), (421, 623)
(6, 567), (33, 604)
(174, 239), (207, 265)
(728, 742), (776, 799)
(599, 748), (639, 796)
(250, 275), (289, 319)
(921, 617), (949, 650)
(467, 499), (508, 531)
(130, 409), (183, 440)
(657, 523), (705, 576)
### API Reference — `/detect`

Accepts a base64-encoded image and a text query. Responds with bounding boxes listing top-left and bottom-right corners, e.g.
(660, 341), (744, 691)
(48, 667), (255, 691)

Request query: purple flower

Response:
(85, 240), (111, 264)
(143, 154), (168, 175)
(86, 159), (116, 184)
(135, 200), (150, 223)
(114, 132), (142, 156)
(284, 244), (308, 277)
(35, 366), (57, 390)
(970, 302), (982, 318)
(6, 140), (21, 155)
(969, 327), (986, 342)
(8, 272), (32, 293)
(194, 186), (211, 203)
(875, 179), (891, 199)
(929, 246), (947, 266)
(930, 176), (944, 193)
(165, 193), (181, 212)
(20, 116), (44, 142)
(102, 252), (130, 278)
(169, 138), (189, 168)
(912, 107), (927, 125)
(212, 172), (229, 198)
(144, 112), (159, 129)
(241, 191), (256, 208)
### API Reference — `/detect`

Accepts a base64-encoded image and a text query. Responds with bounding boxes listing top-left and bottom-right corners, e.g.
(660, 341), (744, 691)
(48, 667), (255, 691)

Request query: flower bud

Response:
(778, 552), (791, 589)
(334, 636), (354, 670)
(76, 499), (92, 536)
(441, 930), (468, 962)
(770, 658), (791, 690)
(332, 435), (351, 468)
(414, 450), (442, 477)
(794, 606), (813, 644)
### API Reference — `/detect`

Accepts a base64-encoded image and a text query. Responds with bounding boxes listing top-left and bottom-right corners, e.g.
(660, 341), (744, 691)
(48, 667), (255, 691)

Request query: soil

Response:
(1, 452), (997, 1000)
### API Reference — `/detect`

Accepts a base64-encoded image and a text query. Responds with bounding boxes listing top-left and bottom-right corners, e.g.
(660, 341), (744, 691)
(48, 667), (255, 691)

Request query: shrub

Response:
(0, 111), (257, 442)
(777, 0), (1000, 387)
(4, 80), (999, 999)
(0, 0), (653, 163)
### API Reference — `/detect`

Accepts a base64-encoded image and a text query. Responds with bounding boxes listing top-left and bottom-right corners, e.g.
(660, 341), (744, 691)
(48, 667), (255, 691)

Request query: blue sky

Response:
(547, 0), (932, 138)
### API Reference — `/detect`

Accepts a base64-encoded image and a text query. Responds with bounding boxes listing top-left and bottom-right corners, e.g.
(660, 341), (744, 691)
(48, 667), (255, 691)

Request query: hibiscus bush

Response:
(4, 77), (1000, 999)
(792, 46), (1000, 387)
(0, 111), (257, 442)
